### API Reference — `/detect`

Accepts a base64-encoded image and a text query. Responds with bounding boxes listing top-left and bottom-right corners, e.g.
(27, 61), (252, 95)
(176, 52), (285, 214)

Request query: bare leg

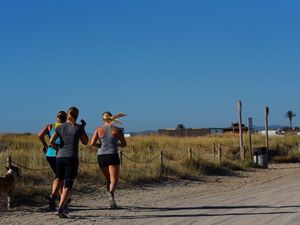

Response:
(101, 165), (119, 208)
(51, 178), (63, 196)
(7, 192), (11, 209)
(101, 167), (111, 191)
(108, 165), (119, 193)
(58, 187), (70, 209)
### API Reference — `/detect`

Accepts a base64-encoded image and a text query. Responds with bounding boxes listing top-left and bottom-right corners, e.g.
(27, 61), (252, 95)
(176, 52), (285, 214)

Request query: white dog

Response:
(0, 165), (20, 209)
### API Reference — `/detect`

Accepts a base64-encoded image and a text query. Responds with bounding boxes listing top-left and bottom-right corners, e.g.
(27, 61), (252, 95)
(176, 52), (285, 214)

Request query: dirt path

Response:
(1, 163), (300, 225)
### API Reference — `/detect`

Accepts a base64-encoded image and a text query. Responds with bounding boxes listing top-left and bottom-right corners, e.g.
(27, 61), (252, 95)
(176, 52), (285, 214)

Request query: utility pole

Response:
(237, 100), (244, 160)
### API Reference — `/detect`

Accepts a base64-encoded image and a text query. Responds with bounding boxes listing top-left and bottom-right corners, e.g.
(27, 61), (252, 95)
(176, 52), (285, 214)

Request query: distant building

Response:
(281, 126), (300, 134)
(124, 133), (131, 138)
(259, 129), (284, 136)
(223, 122), (248, 134)
(158, 128), (223, 137)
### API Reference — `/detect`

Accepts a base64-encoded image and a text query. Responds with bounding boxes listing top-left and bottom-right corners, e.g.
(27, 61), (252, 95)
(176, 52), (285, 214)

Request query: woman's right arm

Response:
(90, 128), (101, 148)
(37, 124), (50, 153)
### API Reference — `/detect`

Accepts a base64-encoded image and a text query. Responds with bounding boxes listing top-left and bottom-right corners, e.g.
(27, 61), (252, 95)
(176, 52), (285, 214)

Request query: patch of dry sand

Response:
(1, 163), (300, 225)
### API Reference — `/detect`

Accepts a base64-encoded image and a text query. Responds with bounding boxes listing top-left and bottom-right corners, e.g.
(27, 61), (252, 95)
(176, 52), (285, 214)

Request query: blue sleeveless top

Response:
(97, 125), (118, 155)
(46, 122), (62, 157)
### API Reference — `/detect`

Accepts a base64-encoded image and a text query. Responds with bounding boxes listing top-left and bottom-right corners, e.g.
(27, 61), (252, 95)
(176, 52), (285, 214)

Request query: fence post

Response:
(188, 147), (192, 161)
(160, 150), (164, 175)
(119, 150), (123, 167)
(218, 143), (222, 164)
(148, 146), (153, 154)
(213, 142), (216, 157)
(7, 156), (12, 167)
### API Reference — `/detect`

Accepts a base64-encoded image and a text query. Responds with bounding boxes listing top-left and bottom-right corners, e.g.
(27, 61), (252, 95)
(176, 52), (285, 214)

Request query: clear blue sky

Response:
(1, 0), (300, 133)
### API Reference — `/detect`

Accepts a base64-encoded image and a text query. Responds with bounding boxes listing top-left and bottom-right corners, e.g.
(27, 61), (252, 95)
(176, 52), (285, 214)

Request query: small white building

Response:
(259, 129), (285, 136)
(124, 133), (131, 138)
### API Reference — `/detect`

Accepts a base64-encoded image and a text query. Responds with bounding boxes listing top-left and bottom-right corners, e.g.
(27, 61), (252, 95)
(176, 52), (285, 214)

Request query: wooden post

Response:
(148, 146), (153, 155)
(237, 100), (245, 160)
(218, 143), (222, 164)
(160, 150), (164, 175)
(213, 142), (216, 157)
(118, 150), (123, 167)
(188, 148), (192, 161)
(265, 106), (269, 149)
(248, 117), (253, 162)
(7, 156), (11, 167)
(248, 134), (252, 162)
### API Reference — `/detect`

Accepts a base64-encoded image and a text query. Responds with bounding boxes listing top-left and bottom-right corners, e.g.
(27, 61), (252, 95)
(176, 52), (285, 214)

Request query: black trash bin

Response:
(253, 147), (268, 168)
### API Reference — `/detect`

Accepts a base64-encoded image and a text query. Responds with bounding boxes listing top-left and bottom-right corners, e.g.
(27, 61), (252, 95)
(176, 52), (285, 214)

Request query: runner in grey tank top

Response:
(49, 107), (88, 218)
(91, 111), (127, 209)
(98, 125), (118, 155)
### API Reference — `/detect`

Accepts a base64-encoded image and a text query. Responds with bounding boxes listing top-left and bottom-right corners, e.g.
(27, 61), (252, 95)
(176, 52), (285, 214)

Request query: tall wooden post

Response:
(248, 117), (253, 162)
(265, 107), (269, 149)
(238, 100), (244, 160)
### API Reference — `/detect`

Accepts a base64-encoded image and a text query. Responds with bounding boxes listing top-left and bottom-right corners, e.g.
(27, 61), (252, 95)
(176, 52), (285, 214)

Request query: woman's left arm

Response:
(117, 128), (127, 147)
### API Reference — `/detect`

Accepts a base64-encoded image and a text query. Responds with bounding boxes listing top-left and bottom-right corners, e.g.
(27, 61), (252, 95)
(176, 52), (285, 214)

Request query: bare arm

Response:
(90, 128), (101, 148)
(37, 124), (50, 153)
(116, 128), (127, 147)
(78, 120), (88, 145)
(80, 129), (89, 145)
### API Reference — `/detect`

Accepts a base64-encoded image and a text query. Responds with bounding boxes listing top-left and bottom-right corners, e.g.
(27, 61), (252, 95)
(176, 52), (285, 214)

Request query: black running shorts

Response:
(56, 157), (79, 180)
(97, 154), (120, 168)
(46, 156), (56, 174)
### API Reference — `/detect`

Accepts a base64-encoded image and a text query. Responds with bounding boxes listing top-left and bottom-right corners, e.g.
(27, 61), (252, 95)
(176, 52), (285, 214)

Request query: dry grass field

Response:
(0, 132), (300, 206)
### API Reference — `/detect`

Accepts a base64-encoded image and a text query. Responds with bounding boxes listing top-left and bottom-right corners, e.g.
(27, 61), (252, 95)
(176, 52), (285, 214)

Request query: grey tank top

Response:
(97, 125), (118, 155)
(56, 122), (83, 158)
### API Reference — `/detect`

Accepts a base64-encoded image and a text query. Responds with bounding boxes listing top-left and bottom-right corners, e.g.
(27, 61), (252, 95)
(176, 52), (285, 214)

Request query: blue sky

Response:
(1, 0), (300, 133)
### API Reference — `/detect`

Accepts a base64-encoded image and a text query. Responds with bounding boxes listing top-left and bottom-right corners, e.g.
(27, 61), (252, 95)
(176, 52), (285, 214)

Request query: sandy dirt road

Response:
(1, 163), (300, 225)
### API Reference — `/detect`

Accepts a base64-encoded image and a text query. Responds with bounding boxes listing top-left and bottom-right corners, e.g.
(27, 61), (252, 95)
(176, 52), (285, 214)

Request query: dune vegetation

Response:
(0, 132), (300, 205)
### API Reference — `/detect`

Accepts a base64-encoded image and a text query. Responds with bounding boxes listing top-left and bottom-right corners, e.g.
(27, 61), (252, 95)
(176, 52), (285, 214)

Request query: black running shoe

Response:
(48, 195), (56, 211)
(55, 207), (67, 218)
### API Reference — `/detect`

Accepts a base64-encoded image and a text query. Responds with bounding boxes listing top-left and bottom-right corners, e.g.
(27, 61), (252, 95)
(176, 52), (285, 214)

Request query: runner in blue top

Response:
(38, 111), (67, 210)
